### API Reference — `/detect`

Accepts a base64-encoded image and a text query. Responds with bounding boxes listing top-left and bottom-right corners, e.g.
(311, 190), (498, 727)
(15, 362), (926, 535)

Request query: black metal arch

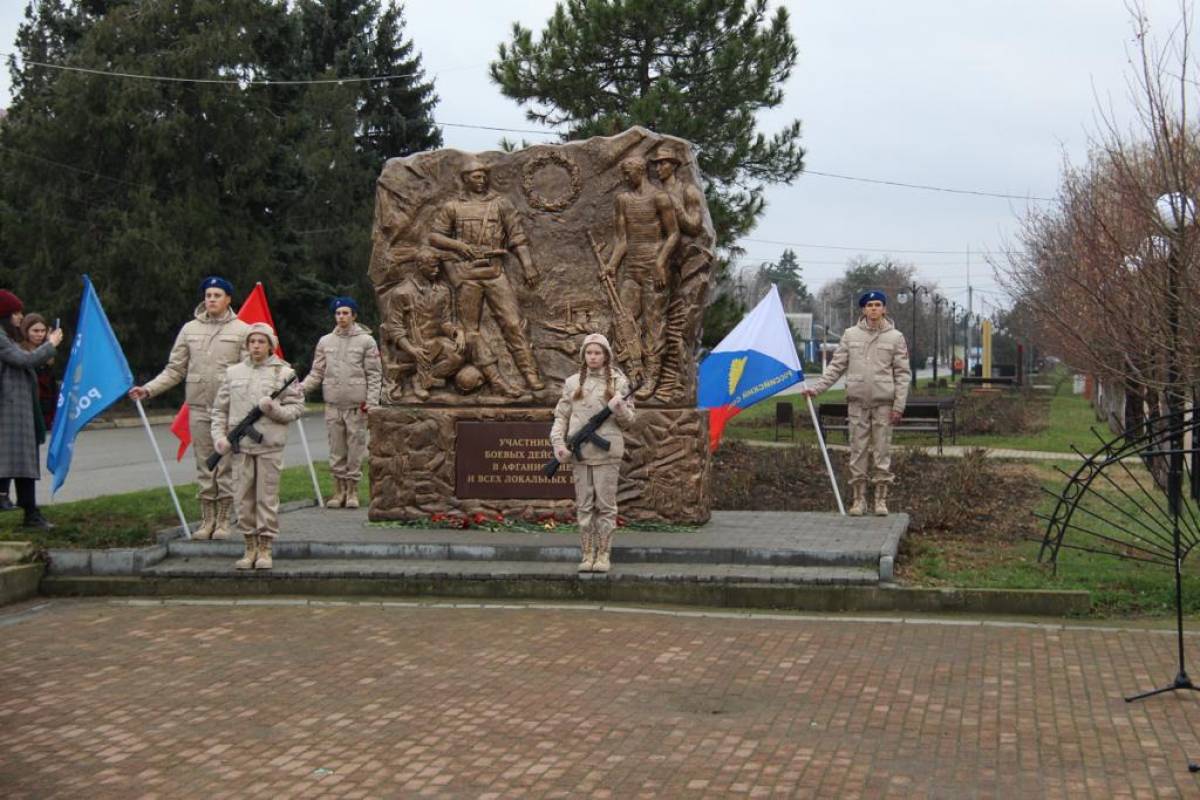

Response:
(1037, 411), (1200, 571)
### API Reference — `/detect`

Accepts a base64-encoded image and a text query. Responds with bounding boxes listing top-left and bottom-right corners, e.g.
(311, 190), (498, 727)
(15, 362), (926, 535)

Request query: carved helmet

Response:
(459, 156), (491, 175)
(649, 140), (685, 165)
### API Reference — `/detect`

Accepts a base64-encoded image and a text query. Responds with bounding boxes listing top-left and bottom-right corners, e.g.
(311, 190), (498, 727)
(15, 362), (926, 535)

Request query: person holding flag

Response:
(300, 297), (382, 509)
(0, 289), (63, 529)
(128, 277), (249, 539)
(802, 290), (911, 516)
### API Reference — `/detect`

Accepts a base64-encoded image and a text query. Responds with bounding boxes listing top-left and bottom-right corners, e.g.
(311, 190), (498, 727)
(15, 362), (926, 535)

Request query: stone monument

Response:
(367, 127), (715, 524)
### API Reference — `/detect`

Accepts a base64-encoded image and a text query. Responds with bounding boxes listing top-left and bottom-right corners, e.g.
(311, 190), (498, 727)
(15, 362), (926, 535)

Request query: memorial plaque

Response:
(455, 421), (574, 499)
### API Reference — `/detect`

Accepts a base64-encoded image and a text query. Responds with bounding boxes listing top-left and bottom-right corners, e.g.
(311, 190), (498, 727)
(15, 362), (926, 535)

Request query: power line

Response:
(803, 169), (1055, 203)
(0, 145), (153, 190)
(742, 237), (982, 256)
(6, 55), (435, 87)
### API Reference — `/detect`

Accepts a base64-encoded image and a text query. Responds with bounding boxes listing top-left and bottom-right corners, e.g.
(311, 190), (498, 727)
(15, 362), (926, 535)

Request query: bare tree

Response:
(999, 1), (1200, 418)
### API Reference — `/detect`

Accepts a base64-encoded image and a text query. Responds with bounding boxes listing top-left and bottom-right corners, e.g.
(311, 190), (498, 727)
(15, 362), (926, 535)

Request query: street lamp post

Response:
(896, 282), (928, 388)
(1125, 191), (1199, 705)
(949, 301), (958, 380)
(962, 311), (973, 377)
(931, 294), (946, 386)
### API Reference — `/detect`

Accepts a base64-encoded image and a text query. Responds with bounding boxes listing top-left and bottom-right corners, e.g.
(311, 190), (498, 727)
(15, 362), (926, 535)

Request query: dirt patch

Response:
(956, 389), (1049, 436)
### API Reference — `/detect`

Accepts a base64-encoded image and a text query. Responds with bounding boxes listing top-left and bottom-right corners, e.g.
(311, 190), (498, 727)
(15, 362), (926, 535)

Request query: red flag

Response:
(171, 403), (191, 461)
(237, 282), (284, 357)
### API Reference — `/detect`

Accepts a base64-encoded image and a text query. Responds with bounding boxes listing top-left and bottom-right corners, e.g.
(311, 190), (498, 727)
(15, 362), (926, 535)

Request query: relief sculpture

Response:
(367, 127), (717, 523)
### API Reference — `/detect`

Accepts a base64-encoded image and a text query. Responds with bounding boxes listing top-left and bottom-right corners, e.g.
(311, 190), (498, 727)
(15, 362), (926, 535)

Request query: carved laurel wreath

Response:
(522, 151), (582, 212)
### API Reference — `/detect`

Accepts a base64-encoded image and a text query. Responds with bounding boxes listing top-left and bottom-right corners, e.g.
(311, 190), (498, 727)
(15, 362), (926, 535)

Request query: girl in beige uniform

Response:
(211, 323), (304, 570)
(550, 333), (636, 573)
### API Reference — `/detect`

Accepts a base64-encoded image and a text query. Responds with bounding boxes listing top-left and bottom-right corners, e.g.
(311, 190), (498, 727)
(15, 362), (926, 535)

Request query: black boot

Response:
(21, 508), (54, 530)
(0, 495), (15, 511)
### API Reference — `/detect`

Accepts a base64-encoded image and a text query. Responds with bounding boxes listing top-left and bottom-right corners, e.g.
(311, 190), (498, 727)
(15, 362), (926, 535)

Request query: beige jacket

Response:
(550, 369), (637, 465)
(808, 317), (911, 412)
(301, 323), (383, 408)
(144, 305), (251, 409)
(210, 355), (304, 453)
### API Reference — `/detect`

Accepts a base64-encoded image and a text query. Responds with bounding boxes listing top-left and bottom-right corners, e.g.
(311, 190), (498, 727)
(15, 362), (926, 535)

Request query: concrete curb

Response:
(38, 575), (1092, 617)
(43, 499), (319, 577)
(1, 564), (45, 607)
(164, 539), (886, 568)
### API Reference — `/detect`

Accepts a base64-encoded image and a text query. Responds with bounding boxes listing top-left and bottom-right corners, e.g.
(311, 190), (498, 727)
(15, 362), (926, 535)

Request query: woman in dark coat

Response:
(0, 290), (63, 529)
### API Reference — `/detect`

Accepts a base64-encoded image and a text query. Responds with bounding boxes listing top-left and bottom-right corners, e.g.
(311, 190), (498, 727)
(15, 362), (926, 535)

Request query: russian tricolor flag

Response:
(698, 285), (804, 451)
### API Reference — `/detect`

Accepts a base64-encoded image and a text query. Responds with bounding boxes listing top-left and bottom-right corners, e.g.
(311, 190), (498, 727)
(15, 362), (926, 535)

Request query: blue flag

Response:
(47, 275), (133, 494)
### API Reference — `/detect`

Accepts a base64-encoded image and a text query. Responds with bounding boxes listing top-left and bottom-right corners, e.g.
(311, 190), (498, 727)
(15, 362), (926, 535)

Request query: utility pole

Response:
(966, 246), (973, 376)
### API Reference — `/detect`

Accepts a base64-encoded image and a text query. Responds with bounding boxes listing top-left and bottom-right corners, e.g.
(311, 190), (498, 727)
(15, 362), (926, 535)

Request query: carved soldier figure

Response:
(429, 156), (543, 397)
(650, 141), (713, 400)
(603, 157), (679, 400)
(382, 249), (468, 401)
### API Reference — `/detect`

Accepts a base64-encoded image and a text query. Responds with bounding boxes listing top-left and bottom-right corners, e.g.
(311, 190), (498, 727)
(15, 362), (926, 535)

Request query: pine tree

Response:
(489, 0), (804, 250)
(0, 0), (442, 381)
(755, 248), (808, 310)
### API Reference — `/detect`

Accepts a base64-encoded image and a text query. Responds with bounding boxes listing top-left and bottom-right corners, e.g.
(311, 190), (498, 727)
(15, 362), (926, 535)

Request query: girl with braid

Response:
(550, 333), (636, 573)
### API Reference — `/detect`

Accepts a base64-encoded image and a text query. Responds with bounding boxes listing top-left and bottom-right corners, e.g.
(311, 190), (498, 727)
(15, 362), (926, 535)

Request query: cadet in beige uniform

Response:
(301, 297), (382, 509)
(803, 290), (911, 516)
(550, 333), (636, 573)
(129, 277), (249, 539)
(211, 323), (304, 570)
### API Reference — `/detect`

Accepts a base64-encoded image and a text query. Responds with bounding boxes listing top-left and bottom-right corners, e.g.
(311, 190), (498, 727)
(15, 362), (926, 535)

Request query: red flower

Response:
(472, 512), (489, 525)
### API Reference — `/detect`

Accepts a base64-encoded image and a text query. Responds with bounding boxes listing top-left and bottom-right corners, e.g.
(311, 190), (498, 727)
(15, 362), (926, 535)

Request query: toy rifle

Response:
(542, 380), (640, 478)
(588, 231), (644, 380)
(206, 374), (298, 470)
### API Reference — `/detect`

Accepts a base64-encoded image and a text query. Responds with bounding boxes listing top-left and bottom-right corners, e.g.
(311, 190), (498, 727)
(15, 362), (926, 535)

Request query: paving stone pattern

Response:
(2, 599), (1199, 798)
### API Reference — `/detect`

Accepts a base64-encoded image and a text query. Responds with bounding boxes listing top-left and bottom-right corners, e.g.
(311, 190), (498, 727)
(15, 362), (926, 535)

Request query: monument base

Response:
(368, 406), (712, 524)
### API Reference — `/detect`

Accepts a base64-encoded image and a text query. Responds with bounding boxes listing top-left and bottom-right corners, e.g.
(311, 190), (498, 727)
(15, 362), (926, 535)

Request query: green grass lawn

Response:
(0, 461), (347, 549)
(900, 457), (1200, 617)
(725, 367), (1102, 454)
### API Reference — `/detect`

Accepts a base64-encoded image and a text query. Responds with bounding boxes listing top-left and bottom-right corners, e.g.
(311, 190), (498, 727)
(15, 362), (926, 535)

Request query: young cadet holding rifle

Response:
(211, 323), (304, 571)
(549, 333), (636, 574)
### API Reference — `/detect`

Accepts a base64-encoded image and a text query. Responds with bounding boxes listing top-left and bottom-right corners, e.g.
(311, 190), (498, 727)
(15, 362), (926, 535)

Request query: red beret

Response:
(0, 289), (22, 318)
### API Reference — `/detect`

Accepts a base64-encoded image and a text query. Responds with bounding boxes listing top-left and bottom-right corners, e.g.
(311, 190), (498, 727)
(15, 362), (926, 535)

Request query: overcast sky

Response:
(0, 1), (1185, 317)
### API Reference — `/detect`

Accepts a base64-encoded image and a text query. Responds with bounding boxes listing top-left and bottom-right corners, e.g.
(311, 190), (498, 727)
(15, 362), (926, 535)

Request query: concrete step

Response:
(168, 540), (883, 569)
(143, 557), (880, 585)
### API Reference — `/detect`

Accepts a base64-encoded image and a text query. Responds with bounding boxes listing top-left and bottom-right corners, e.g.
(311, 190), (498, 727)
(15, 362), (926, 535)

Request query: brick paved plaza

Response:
(2, 599), (1199, 798)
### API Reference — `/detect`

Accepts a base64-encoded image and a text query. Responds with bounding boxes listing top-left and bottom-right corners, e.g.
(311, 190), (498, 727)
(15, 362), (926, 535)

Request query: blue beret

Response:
(199, 276), (234, 298)
(329, 296), (359, 315)
(858, 290), (888, 307)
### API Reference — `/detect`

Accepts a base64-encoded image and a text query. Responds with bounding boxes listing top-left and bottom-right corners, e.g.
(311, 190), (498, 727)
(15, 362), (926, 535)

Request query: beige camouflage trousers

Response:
(574, 463), (620, 539)
(847, 403), (895, 487)
(189, 406), (234, 502)
(326, 405), (368, 482)
(233, 449), (284, 539)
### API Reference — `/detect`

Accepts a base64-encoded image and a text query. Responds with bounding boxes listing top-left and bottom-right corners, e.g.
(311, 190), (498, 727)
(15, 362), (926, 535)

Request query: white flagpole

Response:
(807, 394), (846, 515)
(135, 398), (192, 538)
(295, 415), (324, 508)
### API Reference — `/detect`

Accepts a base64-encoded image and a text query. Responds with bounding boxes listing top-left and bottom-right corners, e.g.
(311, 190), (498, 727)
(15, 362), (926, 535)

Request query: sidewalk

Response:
(1, 598), (1196, 798)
